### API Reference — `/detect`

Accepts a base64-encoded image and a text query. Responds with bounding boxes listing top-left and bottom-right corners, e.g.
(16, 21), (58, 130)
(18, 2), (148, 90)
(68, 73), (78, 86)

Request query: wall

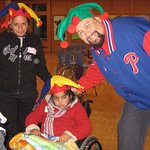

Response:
(0, 0), (7, 32)
(0, 0), (150, 52)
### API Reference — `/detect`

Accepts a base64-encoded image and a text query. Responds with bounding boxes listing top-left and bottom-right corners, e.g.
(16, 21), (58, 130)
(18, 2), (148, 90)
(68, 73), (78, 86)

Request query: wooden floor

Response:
(37, 52), (150, 150)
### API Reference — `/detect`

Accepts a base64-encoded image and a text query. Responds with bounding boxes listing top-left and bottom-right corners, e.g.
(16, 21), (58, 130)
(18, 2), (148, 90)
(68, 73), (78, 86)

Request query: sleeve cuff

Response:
(25, 124), (40, 133)
(64, 131), (77, 141)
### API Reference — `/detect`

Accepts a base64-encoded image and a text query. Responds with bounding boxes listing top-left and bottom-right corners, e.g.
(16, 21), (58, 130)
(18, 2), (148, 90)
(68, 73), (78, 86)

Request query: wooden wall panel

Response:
(1, 0), (150, 52)
(51, 0), (69, 15)
(96, 0), (113, 13)
(133, 0), (150, 15)
(0, 0), (7, 32)
(110, 0), (132, 15)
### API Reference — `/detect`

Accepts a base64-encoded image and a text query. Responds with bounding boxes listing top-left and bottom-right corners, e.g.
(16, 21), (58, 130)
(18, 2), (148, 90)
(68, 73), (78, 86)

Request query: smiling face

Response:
(76, 17), (105, 49)
(9, 15), (29, 37)
(52, 91), (70, 109)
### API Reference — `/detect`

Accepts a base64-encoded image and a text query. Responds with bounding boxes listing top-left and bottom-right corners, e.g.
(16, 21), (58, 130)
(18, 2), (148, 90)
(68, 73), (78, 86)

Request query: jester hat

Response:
(57, 2), (108, 48)
(0, 2), (42, 28)
(50, 75), (84, 94)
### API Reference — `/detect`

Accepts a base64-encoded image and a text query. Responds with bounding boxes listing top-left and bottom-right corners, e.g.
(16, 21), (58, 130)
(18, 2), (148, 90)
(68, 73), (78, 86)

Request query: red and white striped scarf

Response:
(44, 97), (78, 136)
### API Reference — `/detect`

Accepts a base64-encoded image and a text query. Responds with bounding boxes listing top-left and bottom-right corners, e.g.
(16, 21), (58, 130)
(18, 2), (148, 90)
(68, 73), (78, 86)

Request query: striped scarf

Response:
(44, 98), (72, 136)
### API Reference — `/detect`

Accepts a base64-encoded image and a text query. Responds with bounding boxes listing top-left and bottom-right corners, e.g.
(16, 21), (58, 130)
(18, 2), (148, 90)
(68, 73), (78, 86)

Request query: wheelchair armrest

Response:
(82, 99), (93, 117)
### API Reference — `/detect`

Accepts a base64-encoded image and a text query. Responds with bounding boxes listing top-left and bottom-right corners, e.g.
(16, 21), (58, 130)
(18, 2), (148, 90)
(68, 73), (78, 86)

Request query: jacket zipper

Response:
(17, 37), (24, 95)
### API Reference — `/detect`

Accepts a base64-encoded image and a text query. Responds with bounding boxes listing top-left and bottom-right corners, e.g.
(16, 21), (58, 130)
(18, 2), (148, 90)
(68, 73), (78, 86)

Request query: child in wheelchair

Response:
(25, 75), (92, 148)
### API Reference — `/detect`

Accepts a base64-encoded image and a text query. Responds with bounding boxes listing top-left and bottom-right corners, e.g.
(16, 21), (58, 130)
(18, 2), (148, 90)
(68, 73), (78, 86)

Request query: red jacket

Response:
(25, 97), (92, 140)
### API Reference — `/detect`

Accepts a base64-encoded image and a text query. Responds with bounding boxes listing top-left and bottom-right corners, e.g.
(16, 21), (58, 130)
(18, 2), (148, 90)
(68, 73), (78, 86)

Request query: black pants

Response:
(0, 92), (37, 150)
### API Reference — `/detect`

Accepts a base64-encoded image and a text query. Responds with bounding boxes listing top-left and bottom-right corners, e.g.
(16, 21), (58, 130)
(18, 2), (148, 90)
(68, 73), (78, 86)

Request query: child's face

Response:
(53, 91), (70, 109)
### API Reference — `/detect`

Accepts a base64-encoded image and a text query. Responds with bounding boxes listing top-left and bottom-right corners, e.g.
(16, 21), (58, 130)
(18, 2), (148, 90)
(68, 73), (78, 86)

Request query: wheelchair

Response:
(79, 136), (102, 150)
(55, 64), (103, 150)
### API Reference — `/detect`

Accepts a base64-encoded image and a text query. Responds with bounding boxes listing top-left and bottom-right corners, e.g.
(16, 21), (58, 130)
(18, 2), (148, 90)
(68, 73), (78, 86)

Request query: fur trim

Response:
(25, 124), (40, 133)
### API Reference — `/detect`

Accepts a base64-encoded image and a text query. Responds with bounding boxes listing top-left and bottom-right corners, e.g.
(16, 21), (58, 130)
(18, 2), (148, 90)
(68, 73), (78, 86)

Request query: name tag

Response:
(27, 47), (37, 55)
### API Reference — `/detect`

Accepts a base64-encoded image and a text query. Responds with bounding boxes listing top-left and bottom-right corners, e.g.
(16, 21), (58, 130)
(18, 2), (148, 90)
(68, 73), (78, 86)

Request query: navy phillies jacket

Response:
(79, 17), (150, 109)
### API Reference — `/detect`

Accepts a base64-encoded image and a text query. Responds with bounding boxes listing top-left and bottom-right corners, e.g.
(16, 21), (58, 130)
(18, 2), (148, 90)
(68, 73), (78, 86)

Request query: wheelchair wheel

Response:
(80, 136), (102, 150)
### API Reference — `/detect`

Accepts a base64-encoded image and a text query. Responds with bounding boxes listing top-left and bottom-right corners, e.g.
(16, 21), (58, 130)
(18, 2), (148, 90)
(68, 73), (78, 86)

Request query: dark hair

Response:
(51, 89), (76, 103)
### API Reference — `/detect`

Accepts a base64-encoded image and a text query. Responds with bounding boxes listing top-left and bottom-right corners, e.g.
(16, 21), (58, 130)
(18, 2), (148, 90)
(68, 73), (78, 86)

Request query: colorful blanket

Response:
(9, 132), (79, 150)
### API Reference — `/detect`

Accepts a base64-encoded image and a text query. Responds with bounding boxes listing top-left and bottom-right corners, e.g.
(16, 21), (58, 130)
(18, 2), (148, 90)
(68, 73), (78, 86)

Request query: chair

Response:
(55, 63), (76, 81)
(56, 43), (84, 81)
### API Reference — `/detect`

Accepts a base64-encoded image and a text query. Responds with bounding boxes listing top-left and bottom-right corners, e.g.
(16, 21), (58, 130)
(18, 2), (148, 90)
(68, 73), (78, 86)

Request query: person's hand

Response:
(71, 87), (84, 95)
(71, 87), (84, 97)
(29, 129), (41, 136)
(59, 133), (71, 142)
(71, 87), (79, 94)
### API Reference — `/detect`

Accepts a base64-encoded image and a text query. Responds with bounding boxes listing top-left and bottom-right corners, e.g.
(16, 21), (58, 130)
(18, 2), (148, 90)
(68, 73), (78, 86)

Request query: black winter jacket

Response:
(0, 31), (51, 97)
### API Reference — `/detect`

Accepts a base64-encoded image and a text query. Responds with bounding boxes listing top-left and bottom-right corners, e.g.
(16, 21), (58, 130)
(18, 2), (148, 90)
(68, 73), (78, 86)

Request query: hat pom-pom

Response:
(39, 20), (42, 26)
(67, 24), (76, 34)
(60, 41), (68, 48)
(37, 20), (42, 27)
(100, 12), (109, 20)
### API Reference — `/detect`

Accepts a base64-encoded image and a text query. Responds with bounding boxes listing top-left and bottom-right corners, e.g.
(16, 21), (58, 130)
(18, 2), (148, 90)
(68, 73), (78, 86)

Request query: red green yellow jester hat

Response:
(57, 2), (108, 48)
